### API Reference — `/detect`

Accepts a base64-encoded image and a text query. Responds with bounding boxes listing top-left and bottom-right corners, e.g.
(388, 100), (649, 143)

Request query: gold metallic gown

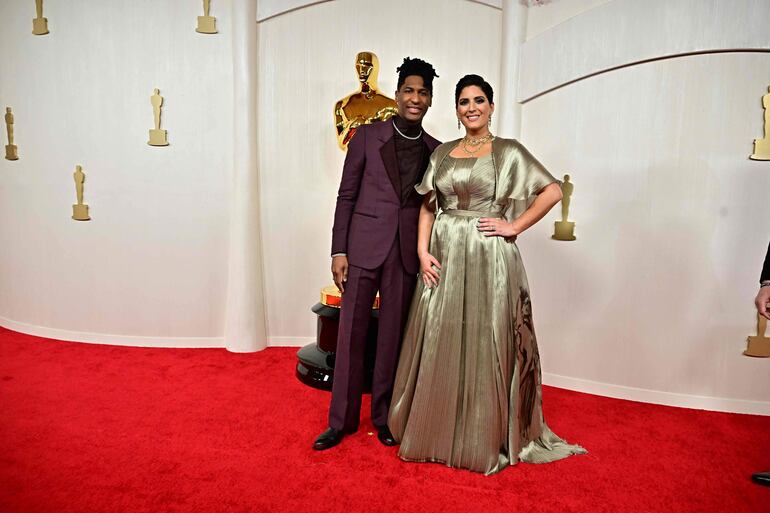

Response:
(388, 138), (586, 475)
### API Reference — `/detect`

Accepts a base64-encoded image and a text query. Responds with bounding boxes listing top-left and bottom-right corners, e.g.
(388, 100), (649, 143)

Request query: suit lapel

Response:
(378, 123), (401, 201)
(419, 131), (436, 175)
(416, 140), (431, 184)
(421, 131), (439, 153)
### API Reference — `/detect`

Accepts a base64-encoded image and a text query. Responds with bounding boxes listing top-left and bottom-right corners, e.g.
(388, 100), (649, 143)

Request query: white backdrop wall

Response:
(1, 0), (769, 414)
(525, 0), (612, 39)
(0, 0), (503, 346)
(0, 0), (234, 345)
(516, 0), (770, 412)
(257, 0), (502, 345)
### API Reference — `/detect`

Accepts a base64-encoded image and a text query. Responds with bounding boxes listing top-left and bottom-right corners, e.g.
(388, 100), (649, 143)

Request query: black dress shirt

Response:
(393, 116), (426, 202)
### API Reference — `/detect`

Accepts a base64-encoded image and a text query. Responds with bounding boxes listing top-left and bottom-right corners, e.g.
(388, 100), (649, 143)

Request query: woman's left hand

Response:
(477, 217), (518, 239)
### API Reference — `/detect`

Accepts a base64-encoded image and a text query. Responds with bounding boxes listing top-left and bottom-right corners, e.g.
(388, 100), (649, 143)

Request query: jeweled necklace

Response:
(461, 133), (494, 155)
(392, 120), (422, 140)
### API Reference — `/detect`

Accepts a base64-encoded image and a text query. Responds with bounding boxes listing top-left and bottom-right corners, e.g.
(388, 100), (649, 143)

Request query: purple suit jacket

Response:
(331, 120), (441, 275)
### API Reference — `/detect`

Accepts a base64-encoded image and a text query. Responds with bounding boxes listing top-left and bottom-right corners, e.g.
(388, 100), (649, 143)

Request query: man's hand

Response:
(332, 255), (349, 293)
(755, 286), (770, 320)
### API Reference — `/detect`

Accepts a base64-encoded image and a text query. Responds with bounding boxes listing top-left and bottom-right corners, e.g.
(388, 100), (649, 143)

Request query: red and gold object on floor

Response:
(295, 285), (380, 390)
(319, 284), (380, 309)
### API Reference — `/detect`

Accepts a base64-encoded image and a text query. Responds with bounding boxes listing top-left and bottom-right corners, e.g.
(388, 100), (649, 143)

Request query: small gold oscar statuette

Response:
(148, 88), (169, 146)
(32, 0), (49, 35)
(196, 0), (218, 34)
(750, 86), (770, 161)
(552, 174), (576, 241)
(4, 107), (19, 161)
(744, 307), (770, 357)
(72, 165), (91, 221)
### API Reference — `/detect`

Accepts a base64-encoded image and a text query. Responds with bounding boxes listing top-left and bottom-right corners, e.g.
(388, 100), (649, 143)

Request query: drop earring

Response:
(488, 114), (492, 127)
(457, 118), (461, 130)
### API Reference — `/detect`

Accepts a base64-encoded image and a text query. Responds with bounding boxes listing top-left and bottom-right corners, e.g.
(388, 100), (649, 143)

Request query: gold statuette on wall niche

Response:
(334, 51), (398, 150)
(72, 165), (91, 221)
(745, 306), (770, 357)
(196, 0), (217, 34)
(32, 0), (49, 35)
(5, 107), (19, 160)
(750, 86), (770, 161)
(148, 89), (169, 146)
(552, 174), (576, 241)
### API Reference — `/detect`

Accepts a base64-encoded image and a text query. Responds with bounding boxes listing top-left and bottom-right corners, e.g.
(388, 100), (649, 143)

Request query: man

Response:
(314, 58), (440, 450)
(752, 241), (770, 486)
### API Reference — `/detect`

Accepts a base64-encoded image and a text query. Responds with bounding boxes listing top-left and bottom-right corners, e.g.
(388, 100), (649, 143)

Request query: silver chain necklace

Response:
(392, 120), (422, 140)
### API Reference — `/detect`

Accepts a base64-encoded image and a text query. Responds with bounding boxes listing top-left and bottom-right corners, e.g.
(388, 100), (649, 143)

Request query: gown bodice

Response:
(435, 154), (498, 214)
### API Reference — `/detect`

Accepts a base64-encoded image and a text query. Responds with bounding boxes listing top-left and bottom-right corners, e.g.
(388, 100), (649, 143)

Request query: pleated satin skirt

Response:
(388, 209), (586, 475)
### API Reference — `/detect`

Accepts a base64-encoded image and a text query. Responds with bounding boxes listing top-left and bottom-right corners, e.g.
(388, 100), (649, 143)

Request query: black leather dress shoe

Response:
(313, 427), (346, 451)
(375, 425), (398, 446)
(752, 471), (770, 486)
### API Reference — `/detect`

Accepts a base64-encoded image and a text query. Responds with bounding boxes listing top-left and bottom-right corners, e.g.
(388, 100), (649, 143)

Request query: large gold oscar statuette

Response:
(334, 51), (398, 150)
(148, 89), (169, 146)
(4, 107), (19, 161)
(72, 165), (91, 221)
(32, 0), (49, 35)
(196, 0), (218, 34)
(745, 307), (770, 357)
(552, 174), (576, 241)
(750, 86), (770, 161)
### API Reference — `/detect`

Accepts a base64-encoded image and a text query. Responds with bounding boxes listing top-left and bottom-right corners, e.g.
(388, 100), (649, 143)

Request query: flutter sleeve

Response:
(502, 140), (559, 219)
(415, 149), (440, 211)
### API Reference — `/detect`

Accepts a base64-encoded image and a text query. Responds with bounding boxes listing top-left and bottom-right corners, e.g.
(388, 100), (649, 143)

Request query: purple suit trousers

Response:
(328, 120), (440, 431)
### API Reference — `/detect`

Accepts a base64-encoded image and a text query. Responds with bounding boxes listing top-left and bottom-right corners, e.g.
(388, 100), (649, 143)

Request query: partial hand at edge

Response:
(756, 286), (770, 320)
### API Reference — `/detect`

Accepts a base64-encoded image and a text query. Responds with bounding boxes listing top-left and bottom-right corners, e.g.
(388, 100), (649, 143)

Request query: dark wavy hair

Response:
(454, 74), (494, 106)
(396, 57), (439, 93)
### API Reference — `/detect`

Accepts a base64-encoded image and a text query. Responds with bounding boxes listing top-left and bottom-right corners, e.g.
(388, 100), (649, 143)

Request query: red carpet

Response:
(0, 326), (768, 513)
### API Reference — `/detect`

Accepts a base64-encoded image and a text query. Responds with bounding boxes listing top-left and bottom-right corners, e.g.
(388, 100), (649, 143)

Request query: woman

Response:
(388, 74), (586, 475)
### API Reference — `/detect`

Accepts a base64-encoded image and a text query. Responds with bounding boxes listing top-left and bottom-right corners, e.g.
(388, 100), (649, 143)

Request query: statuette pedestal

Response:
(745, 336), (770, 357)
(148, 129), (168, 147)
(196, 16), (217, 34)
(5, 144), (18, 161)
(72, 204), (90, 221)
(553, 220), (576, 241)
(32, 17), (49, 35)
